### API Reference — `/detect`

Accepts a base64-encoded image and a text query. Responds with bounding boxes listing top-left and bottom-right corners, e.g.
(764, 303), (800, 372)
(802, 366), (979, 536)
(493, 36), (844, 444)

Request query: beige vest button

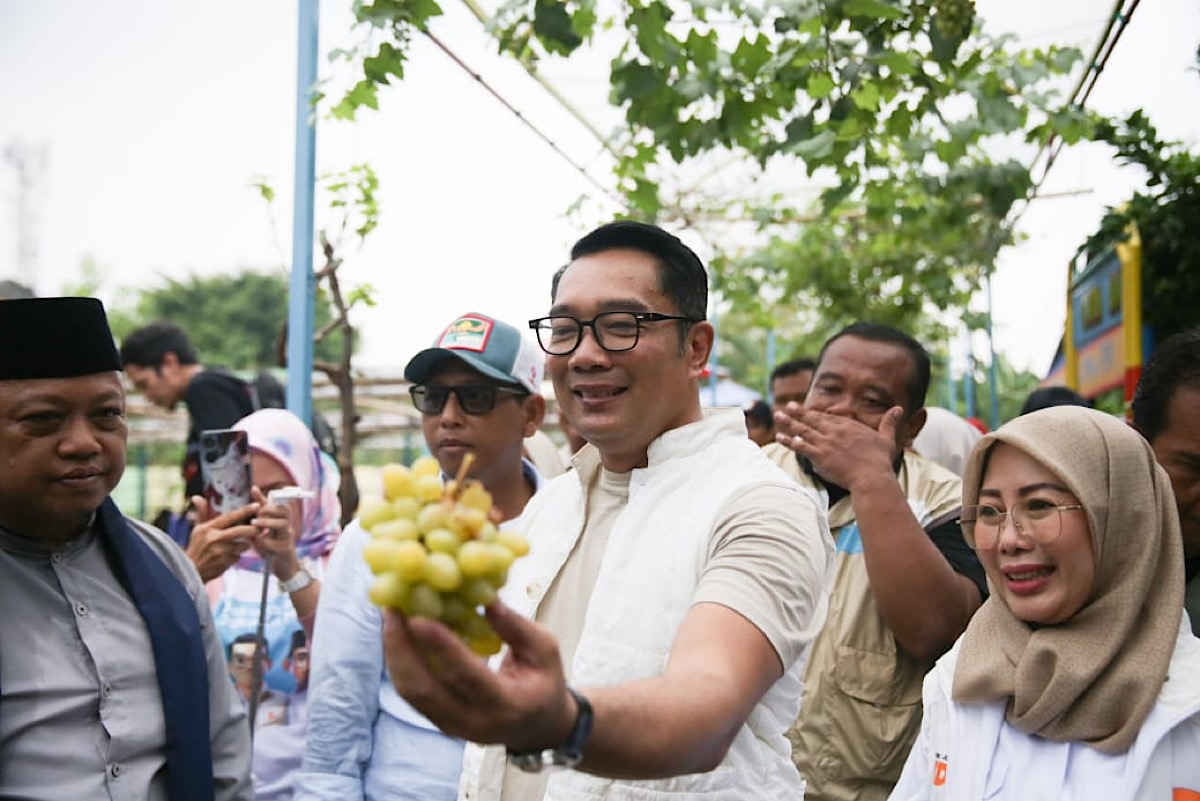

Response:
(526, 582), (541, 598)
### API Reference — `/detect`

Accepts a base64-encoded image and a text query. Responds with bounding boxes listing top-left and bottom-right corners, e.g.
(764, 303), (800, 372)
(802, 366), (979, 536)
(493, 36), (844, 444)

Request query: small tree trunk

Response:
(334, 326), (360, 524)
(313, 235), (361, 527)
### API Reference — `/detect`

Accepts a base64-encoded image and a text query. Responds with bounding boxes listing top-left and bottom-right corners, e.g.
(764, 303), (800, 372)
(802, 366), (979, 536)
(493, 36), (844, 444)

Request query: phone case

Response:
(199, 428), (252, 514)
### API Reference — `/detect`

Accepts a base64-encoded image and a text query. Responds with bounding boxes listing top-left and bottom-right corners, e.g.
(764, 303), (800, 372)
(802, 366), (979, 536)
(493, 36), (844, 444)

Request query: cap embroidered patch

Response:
(438, 315), (493, 353)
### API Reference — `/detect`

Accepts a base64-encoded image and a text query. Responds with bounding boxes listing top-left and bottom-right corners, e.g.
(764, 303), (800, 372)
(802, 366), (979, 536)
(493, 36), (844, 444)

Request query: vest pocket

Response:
(822, 645), (924, 784)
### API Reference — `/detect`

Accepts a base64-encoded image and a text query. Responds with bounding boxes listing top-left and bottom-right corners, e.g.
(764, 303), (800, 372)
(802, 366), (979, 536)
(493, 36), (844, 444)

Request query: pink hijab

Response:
(232, 408), (341, 570)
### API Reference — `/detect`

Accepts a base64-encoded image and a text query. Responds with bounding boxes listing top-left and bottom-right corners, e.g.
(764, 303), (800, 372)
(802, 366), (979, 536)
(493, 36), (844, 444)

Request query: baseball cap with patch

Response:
(404, 313), (543, 394)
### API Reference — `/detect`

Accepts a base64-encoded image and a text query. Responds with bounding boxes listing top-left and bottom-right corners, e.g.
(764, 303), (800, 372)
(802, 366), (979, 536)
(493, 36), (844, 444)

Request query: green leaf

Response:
(329, 80), (380, 120)
(732, 35), (771, 76)
(345, 285), (378, 309)
(1050, 106), (1095, 145)
(362, 41), (405, 84)
(629, 3), (672, 63)
(627, 176), (662, 218)
(402, 0), (443, 29)
(533, 0), (583, 55)
(251, 181), (275, 203)
(820, 178), (858, 211)
(783, 112), (815, 145)
(875, 51), (916, 76)
(807, 72), (835, 100)
(851, 82), (880, 111)
(837, 114), (864, 140)
(685, 28), (718, 65)
(571, 3), (598, 40)
(976, 93), (1022, 131)
(789, 129), (836, 161)
(611, 59), (660, 102)
(675, 73), (707, 102)
(1050, 46), (1082, 74)
(842, 0), (904, 19)
(934, 137), (967, 164)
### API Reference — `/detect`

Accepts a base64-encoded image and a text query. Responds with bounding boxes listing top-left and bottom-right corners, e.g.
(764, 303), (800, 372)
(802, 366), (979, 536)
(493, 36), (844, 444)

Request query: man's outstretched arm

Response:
(382, 600), (782, 779)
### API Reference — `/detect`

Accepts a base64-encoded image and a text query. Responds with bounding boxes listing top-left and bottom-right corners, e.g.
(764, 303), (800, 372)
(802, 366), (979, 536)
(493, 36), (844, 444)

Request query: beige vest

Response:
(761, 445), (962, 801)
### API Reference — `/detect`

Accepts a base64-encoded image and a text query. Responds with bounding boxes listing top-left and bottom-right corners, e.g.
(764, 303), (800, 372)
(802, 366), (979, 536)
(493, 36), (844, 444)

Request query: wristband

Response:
(277, 565), (314, 594)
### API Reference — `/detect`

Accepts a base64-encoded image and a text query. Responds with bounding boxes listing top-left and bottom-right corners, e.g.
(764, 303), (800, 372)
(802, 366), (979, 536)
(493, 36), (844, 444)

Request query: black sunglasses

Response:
(409, 383), (528, 416)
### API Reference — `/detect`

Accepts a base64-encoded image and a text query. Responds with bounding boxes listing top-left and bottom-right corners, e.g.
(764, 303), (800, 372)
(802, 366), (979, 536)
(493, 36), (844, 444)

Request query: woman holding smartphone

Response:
(188, 408), (342, 799)
(188, 408), (341, 692)
(890, 407), (1200, 799)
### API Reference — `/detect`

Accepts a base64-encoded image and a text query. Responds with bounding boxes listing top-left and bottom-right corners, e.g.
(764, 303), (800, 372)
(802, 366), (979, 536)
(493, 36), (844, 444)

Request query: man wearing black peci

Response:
(0, 297), (251, 801)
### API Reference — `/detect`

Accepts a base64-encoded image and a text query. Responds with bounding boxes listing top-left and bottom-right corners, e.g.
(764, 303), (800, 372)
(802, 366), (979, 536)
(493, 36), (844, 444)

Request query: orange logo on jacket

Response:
(1173, 789), (1200, 800)
(933, 753), (948, 787)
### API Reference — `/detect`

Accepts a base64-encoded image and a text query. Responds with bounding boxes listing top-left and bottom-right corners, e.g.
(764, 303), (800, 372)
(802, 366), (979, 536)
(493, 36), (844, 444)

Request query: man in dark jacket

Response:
(120, 322), (255, 501)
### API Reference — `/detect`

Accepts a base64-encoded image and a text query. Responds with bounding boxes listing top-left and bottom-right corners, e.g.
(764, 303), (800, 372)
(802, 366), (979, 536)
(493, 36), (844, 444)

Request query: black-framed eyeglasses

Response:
(958, 500), (1085, 550)
(409, 384), (528, 416)
(528, 311), (698, 356)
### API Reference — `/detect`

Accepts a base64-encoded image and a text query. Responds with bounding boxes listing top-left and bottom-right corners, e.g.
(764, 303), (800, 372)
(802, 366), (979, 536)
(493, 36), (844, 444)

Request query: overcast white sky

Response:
(1, 0), (1197, 377)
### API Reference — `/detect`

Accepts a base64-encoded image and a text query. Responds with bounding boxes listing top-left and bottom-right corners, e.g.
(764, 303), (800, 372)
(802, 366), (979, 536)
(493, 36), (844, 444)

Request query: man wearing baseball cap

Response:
(402, 312), (547, 511)
(0, 297), (251, 801)
(296, 313), (547, 801)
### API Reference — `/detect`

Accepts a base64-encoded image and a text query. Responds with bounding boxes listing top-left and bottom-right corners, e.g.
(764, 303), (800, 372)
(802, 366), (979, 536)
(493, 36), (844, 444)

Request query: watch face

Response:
(506, 750), (580, 774)
(508, 752), (543, 774)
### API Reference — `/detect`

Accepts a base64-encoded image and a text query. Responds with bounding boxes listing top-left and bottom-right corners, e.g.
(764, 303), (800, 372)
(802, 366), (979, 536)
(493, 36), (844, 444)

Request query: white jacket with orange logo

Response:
(889, 614), (1200, 801)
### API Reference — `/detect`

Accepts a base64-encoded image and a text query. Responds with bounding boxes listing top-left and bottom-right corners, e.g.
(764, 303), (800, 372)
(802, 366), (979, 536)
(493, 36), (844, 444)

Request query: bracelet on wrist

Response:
(277, 565), (314, 594)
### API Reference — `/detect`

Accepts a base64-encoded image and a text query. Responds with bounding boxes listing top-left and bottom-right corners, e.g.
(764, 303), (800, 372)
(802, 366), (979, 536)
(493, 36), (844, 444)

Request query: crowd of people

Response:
(1, 219), (1198, 801)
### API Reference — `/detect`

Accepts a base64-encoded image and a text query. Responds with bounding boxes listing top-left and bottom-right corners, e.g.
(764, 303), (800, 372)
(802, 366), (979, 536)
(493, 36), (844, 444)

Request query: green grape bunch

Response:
(933, 0), (975, 42)
(361, 453), (530, 656)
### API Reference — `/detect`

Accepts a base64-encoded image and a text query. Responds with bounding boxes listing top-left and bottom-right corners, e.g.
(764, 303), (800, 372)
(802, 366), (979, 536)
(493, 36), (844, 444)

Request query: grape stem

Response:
(451, 452), (477, 500)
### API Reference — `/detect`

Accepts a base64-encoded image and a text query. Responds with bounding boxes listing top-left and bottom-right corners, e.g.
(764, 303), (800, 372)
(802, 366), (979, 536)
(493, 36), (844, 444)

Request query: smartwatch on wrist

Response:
(506, 686), (594, 773)
(277, 565), (314, 594)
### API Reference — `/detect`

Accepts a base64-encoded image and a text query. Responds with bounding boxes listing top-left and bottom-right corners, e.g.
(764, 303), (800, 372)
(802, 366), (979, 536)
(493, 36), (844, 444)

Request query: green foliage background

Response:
(328, 0), (1094, 360)
(112, 271), (344, 371)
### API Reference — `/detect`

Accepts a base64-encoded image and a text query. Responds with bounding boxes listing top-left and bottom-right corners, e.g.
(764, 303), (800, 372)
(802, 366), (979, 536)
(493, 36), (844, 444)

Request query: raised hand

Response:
(186, 495), (259, 582)
(774, 403), (903, 491)
(247, 486), (301, 580)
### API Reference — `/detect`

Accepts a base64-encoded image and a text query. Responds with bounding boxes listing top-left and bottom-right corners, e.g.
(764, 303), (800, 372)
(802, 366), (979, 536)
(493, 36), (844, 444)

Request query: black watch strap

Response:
(506, 686), (594, 773)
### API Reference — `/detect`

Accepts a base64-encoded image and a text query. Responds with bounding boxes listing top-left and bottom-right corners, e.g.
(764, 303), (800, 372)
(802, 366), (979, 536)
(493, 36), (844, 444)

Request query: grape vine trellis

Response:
(326, 0), (1101, 351)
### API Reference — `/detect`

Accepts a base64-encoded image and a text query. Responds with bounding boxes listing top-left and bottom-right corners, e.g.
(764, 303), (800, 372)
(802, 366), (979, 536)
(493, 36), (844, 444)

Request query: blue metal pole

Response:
(288, 0), (319, 426)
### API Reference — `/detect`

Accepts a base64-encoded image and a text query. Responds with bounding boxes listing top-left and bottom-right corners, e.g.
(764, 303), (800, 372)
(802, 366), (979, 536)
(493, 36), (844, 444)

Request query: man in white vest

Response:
(381, 221), (834, 800)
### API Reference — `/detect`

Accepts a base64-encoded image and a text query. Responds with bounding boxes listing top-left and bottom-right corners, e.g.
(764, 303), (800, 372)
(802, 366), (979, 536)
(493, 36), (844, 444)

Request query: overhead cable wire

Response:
(456, 0), (623, 161)
(1021, 17), (1111, 45)
(1010, 0), (1140, 231)
(1076, 0), (1141, 108)
(421, 30), (627, 208)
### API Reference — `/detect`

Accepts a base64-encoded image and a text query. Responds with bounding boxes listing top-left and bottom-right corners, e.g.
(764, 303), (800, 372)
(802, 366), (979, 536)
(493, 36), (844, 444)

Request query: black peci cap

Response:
(0, 297), (123, 380)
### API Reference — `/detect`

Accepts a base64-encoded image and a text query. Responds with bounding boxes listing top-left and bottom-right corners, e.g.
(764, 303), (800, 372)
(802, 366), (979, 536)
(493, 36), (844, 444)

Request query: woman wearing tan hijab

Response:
(890, 406), (1200, 800)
